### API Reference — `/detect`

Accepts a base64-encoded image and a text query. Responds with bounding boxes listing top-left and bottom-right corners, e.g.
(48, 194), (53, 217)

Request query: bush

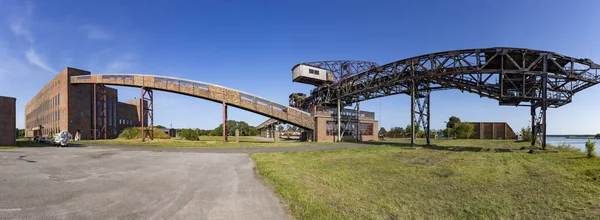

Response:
(118, 127), (170, 139)
(179, 129), (199, 141)
(586, 139), (596, 158)
(454, 122), (474, 139)
(520, 126), (533, 142)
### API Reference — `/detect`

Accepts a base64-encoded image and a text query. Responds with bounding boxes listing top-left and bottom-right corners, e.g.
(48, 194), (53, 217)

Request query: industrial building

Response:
(0, 96), (16, 146)
(311, 106), (378, 142)
(25, 68), (143, 139)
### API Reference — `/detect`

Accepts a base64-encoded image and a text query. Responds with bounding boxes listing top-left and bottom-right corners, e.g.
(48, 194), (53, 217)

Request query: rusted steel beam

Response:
(223, 102), (228, 143)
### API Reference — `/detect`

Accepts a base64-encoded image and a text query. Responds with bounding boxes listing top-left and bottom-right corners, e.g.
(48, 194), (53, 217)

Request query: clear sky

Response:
(1, 0), (599, 134)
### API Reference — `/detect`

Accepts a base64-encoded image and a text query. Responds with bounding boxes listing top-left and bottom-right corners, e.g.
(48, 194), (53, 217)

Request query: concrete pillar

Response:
(222, 102), (227, 143)
(480, 122), (484, 139)
(235, 129), (239, 143)
(492, 122), (496, 140)
(274, 130), (279, 143)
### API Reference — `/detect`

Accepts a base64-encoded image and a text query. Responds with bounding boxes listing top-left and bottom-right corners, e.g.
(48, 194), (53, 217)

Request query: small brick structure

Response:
(0, 96), (16, 146)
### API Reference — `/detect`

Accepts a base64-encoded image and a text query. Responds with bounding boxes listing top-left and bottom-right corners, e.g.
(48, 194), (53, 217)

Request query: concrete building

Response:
(0, 96), (16, 146)
(25, 68), (142, 139)
(469, 122), (516, 139)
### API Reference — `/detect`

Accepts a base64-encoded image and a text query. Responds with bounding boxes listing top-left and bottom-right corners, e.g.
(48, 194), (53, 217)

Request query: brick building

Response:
(310, 106), (379, 142)
(469, 122), (517, 139)
(0, 96), (16, 146)
(25, 67), (142, 139)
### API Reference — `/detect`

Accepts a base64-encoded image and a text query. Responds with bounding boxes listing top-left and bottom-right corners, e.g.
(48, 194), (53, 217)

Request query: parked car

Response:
(53, 131), (72, 147)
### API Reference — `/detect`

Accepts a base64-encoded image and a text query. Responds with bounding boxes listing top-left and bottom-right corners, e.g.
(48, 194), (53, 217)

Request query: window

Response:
(57, 94), (60, 105)
(360, 123), (374, 136)
(308, 69), (320, 75)
(326, 121), (337, 136)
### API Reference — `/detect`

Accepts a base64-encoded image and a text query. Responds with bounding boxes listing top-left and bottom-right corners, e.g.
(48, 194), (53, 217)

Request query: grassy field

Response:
(0, 139), (50, 149)
(251, 139), (600, 219)
(0, 146), (19, 149)
(77, 136), (342, 148)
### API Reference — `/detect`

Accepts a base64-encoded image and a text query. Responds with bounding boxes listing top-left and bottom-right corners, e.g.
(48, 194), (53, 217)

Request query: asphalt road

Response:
(0, 146), (290, 220)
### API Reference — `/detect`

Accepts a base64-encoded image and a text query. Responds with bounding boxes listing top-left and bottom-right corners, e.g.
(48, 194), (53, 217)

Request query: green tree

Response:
(520, 126), (533, 142)
(237, 121), (250, 136)
(446, 116), (461, 129)
(248, 126), (259, 136)
(388, 127), (405, 136)
(405, 124), (420, 136)
(595, 133), (600, 139)
(155, 125), (166, 129)
(454, 122), (474, 139)
(277, 125), (284, 132)
(379, 127), (388, 136)
(15, 128), (25, 138)
(585, 139), (596, 158)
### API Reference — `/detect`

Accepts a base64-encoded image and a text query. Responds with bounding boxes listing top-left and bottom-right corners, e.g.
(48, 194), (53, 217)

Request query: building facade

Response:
(310, 106), (379, 142)
(25, 68), (142, 139)
(0, 96), (16, 146)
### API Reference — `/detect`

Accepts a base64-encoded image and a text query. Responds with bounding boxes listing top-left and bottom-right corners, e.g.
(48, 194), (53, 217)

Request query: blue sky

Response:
(1, 0), (599, 134)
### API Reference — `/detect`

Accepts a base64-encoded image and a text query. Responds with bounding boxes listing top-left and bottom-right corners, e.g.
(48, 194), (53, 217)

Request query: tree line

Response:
(175, 120), (260, 141)
(378, 116), (474, 139)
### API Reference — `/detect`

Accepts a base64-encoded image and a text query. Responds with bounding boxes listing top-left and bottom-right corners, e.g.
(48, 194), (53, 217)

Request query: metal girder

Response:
(302, 47), (599, 109)
(299, 60), (378, 83)
(141, 87), (154, 141)
(93, 84), (107, 140)
(296, 47), (599, 148)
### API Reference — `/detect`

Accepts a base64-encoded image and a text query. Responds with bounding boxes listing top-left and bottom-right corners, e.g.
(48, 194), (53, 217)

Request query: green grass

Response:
(251, 139), (600, 219)
(0, 146), (19, 149)
(78, 136), (343, 148)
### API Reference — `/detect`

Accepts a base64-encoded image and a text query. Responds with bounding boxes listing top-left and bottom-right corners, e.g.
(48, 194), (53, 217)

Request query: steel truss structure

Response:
(300, 47), (600, 149)
(93, 84), (107, 140)
(300, 60), (379, 83)
(141, 87), (154, 141)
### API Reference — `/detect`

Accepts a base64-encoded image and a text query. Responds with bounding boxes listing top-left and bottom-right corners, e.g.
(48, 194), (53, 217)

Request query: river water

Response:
(546, 136), (599, 154)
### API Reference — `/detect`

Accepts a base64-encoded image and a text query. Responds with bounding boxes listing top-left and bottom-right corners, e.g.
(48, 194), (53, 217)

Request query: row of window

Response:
(25, 93), (60, 128)
(119, 119), (133, 125)
(38, 127), (61, 137)
(325, 122), (374, 136)
(308, 69), (320, 75)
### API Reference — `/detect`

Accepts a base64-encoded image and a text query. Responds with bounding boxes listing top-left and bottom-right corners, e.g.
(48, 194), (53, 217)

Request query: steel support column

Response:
(541, 54), (549, 150)
(93, 84), (96, 140)
(337, 98), (341, 142)
(93, 84), (107, 140)
(426, 88), (431, 145)
(410, 80), (416, 145)
(141, 87), (154, 141)
(412, 81), (431, 145)
(356, 102), (360, 142)
(530, 54), (550, 150)
(222, 102), (228, 143)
